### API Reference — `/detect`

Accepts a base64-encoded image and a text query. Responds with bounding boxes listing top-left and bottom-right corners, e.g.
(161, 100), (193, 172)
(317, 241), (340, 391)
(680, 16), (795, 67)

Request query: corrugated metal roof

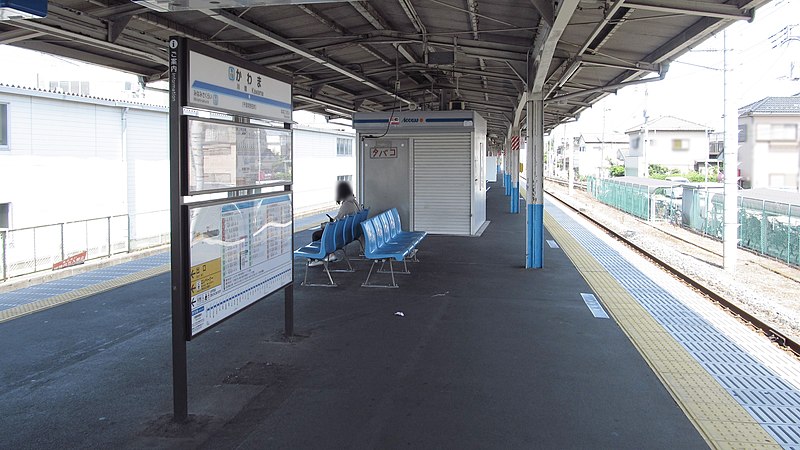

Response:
(611, 176), (679, 188)
(0, 0), (771, 139)
(0, 83), (167, 110)
(740, 188), (800, 206)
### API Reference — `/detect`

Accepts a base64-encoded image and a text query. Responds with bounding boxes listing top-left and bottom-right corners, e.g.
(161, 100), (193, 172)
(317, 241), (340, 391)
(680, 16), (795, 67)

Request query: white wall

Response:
(739, 115), (800, 190)
(0, 90), (128, 228)
(626, 129), (709, 174)
(0, 87), (355, 232)
(289, 128), (357, 216)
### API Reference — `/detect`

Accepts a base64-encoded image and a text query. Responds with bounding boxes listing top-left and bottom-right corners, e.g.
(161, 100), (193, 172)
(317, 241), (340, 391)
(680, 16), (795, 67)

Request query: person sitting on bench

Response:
(309, 181), (361, 266)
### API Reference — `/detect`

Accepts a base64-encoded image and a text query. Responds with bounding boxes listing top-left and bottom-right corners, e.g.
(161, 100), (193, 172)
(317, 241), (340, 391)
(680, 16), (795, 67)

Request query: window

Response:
(738, 124), (747, 143)
(0, 203), (9, 229)
(337, 175), (353, 183)
(0, 103), (7, 147)
(757, 123), (798, 142)
(671, 139), (689, 151)
(336, 137), (353, 156)
(768, 174), (797, 189)
(48, 81), (91, 96)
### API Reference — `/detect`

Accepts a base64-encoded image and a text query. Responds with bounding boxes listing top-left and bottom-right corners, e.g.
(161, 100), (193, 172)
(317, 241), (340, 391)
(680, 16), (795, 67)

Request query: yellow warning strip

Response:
(0, 264), (170, 324)
(544, 211), (779, 450)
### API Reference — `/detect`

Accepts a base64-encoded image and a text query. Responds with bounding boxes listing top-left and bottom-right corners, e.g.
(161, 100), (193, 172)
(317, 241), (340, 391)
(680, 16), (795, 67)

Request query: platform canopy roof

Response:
(0, 0), (770, 141)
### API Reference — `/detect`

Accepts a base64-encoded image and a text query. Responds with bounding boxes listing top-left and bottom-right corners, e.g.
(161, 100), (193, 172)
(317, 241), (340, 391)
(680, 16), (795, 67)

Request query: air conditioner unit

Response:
(0, 0), (47, 20)
(448, 101), (466, 111)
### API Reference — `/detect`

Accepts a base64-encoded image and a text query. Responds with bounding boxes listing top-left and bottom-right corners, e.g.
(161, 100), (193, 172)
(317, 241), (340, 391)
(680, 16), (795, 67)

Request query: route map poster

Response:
(187, 118), (292, 193)
(188, 194), (292, 337)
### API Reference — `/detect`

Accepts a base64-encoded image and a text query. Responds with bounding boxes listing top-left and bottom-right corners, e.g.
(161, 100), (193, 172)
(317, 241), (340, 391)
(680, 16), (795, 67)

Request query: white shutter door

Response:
(413, 134), (472, 235)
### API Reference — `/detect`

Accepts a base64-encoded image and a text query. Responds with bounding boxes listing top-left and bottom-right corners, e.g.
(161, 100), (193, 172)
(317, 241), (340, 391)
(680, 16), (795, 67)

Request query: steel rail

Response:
(544, 186), (800, 357)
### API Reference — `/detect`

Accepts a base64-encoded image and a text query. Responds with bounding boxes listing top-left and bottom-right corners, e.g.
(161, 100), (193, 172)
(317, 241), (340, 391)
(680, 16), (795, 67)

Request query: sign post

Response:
(168, 36), (294, 423)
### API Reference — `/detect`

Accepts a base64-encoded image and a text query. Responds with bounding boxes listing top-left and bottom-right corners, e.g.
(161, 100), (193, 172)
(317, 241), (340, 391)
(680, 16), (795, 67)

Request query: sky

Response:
(0, 0), (797, 133)
(556, 0), (800, 139)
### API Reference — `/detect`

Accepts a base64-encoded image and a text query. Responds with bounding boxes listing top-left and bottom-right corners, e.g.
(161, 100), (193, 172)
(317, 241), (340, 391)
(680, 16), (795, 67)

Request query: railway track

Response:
(544, 187), (800, 358)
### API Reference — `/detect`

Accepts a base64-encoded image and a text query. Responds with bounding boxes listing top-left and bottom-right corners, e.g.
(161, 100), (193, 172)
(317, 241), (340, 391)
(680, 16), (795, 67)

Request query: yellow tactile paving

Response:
(544, 211), (780, 450)
(0, 264), (170, 324)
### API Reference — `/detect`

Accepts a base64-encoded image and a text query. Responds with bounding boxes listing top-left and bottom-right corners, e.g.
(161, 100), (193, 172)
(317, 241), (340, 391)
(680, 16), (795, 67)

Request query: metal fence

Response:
(0, 210), (169, 281)
(678, 189), (800, 267)
(584, 177), (800, 268)
(586, 177), (652, 220)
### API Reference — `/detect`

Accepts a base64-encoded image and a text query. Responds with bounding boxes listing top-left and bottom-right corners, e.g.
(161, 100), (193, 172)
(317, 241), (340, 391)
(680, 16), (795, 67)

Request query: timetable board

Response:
(188, 194), (292, 337)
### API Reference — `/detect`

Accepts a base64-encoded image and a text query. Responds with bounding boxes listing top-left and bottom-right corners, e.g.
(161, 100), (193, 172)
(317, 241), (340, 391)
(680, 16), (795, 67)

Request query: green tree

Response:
(609, 165), (625, 177)
(649, 163), (668, 177)
(685, 171), (707, 182)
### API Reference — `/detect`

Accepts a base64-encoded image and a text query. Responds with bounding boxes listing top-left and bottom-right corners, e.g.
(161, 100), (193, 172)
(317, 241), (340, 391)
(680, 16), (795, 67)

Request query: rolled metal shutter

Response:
(412, 134), (472, 235)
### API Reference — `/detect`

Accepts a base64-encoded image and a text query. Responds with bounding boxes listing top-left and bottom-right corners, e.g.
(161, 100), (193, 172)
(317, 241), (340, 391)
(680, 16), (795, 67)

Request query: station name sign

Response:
(188, 51), (292, 122)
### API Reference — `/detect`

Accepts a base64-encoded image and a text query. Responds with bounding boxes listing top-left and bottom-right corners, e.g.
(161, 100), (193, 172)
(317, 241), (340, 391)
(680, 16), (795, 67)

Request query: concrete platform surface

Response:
(0, 186), (705, 449)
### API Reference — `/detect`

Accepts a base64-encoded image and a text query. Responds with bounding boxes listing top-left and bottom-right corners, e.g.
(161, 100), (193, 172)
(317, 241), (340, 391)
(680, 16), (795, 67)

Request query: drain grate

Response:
(547, 200), (800, 449)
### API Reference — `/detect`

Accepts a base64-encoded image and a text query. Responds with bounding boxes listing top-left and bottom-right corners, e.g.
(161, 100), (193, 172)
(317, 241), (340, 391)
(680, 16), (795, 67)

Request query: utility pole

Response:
(642, 87), (650, 178)
(601, 106), (609, 178)
(723, 30), (739, 273)
(566, 124), (574, 196)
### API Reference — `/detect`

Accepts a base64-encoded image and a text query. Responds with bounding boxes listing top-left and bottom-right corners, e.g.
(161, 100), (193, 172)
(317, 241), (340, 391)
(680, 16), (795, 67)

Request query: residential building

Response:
(624, 116), (710, 176)
(573, 132), (629, 178)
(738, 94), (800, 190)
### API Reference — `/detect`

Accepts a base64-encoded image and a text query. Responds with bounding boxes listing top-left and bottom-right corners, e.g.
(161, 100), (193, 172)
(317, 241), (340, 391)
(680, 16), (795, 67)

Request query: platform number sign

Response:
(370, 147), (397, 159)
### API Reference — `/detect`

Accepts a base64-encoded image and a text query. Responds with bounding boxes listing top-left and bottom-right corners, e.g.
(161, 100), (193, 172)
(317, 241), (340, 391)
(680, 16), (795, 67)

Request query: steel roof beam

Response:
(133, 13), (246, 55)
(528, 0), (554, 25)
(465, 0), (490, 102)
(349, 1), (432, 83)
(14, 39), (162, 76)
(352, 83), (516, 101)
(0, 29), (44, 44)
(7, 18), (166, 65)
(624, 0), (753, 21)
(531, 0), (579, 93)
(198, 8), (414, 105)
(581, 54), (661, 73)
(508, 0), (579, 139)
(577, 0), (628, 56)
(397, 0), (426, 35)
(362, 38), (528, 63)
(297, 4), (393, 67)
(545, 72), (665, 103)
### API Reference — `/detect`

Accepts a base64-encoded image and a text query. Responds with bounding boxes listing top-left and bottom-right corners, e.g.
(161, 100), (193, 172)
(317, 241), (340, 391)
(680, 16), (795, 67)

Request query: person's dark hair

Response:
(336, 181), (354, 204)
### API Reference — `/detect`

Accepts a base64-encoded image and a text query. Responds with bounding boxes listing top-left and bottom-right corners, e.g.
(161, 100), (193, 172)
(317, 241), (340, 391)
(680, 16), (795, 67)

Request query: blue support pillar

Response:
(526, 203), (543, 268)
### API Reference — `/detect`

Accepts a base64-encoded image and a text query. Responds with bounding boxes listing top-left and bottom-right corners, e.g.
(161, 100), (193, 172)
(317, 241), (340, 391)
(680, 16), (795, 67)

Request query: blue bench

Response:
(294, 209), (368, 287)
(360, 209), (427, 288)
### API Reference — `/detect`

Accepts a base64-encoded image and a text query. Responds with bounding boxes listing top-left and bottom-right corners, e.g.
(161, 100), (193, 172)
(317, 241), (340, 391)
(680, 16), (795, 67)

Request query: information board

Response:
(188, 50), (292, 122)
(187, 117), (292, 193)
(188, 194), (293, 337)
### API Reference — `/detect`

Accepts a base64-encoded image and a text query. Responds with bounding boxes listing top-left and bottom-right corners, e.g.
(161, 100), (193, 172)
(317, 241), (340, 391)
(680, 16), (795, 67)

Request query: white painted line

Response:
(580, 293), (609, 319)
(547, 240), (559, 249)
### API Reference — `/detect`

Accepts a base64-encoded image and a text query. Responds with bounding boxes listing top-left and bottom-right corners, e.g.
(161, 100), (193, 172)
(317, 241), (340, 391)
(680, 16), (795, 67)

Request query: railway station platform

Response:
(1, 184), (799, 448)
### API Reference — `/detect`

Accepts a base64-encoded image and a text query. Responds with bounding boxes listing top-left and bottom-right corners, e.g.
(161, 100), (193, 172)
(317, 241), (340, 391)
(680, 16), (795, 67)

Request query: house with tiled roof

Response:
(738, 94), (800, 189)
(623, 116), (711, 177)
